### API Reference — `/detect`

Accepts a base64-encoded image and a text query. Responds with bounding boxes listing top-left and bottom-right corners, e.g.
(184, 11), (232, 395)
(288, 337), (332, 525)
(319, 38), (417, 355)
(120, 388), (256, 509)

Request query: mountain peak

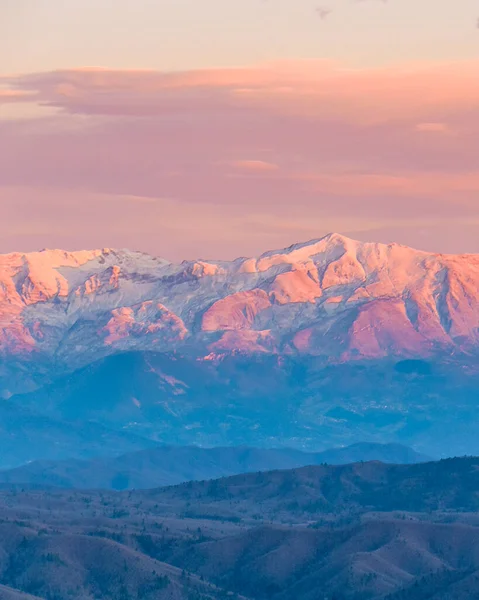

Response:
(260, 232), (355, 257)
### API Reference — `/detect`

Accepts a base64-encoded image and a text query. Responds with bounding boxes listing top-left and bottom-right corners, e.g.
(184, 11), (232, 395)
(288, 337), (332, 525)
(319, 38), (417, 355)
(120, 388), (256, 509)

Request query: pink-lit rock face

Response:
(202, 290), (272, 332)
(322, 253), (366, 290)
(75, 265), (122, 297)
(187, 261), (225, 278)
(0, 249), (104, 355)
(344, 299), (432, 359)
(270, 268), (322, 305)
(103, 301), (187, 346)
(1, 234), (479, 370)
(292, 328), (314, 352)
(209, 329), (274, 353)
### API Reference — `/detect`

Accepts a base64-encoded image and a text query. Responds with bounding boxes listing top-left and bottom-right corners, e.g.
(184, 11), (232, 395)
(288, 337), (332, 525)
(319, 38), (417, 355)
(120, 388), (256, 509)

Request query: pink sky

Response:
(1, 2), (479, 259)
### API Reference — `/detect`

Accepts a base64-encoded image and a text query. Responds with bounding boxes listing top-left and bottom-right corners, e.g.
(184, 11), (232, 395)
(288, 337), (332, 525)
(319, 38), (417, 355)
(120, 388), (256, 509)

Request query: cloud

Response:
(415, 122), (452, 134)
(0, 88), (36, 102)
(5, 60), (479, 124)
(227, 160), (279, 172)
(1, 60), (479, 257)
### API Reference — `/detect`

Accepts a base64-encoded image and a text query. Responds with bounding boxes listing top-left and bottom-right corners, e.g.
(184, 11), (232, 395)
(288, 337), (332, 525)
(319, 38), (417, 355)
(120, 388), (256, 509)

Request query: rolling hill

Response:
(0, 457), (477, 599)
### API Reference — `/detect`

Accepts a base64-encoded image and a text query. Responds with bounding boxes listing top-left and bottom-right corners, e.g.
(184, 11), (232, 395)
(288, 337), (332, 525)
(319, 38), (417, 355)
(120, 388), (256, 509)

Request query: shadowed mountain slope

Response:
(9, 350), (479, 459)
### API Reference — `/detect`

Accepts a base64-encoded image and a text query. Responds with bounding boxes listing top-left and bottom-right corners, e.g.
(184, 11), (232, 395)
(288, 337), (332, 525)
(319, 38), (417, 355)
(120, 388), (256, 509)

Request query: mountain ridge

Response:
(6, 231), (479, 262)
(2, 233), (479, 397)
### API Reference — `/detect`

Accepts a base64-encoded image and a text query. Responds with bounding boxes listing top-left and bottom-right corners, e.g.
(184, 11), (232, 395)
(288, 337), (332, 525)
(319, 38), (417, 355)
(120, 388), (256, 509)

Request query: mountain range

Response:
(1, 234), (479, 462)
(2, 233), (479, 397)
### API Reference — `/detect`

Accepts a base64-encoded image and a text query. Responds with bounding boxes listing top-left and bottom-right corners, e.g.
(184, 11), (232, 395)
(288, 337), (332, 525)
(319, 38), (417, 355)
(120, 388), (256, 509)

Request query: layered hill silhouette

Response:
(0, 457), (477, 599)
(0, 442), (429, 490)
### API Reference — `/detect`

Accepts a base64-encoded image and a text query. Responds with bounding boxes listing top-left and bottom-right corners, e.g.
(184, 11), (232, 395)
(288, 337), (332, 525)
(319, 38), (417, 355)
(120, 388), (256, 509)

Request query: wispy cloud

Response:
(415, 122), (452, 134)
(5, 60), (479, 123)
(0, 88), (36, 102)
(1, 60), (479, 256)
(227, 160), (279, 172)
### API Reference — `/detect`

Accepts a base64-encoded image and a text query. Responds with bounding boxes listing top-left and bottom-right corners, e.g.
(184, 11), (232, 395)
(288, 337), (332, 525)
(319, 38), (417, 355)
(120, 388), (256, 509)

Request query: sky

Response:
(1, 0), (479, 260)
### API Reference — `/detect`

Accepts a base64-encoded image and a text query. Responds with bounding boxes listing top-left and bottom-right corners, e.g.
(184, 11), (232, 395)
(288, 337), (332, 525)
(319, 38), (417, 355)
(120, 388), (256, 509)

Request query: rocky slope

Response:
(2, 233), (479, 395)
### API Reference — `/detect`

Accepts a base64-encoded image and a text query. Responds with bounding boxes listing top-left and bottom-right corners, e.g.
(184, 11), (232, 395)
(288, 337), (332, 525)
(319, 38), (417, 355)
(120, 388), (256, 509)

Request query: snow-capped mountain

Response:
(1, 233), (479, 389)
(2, 233), (479, 459)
